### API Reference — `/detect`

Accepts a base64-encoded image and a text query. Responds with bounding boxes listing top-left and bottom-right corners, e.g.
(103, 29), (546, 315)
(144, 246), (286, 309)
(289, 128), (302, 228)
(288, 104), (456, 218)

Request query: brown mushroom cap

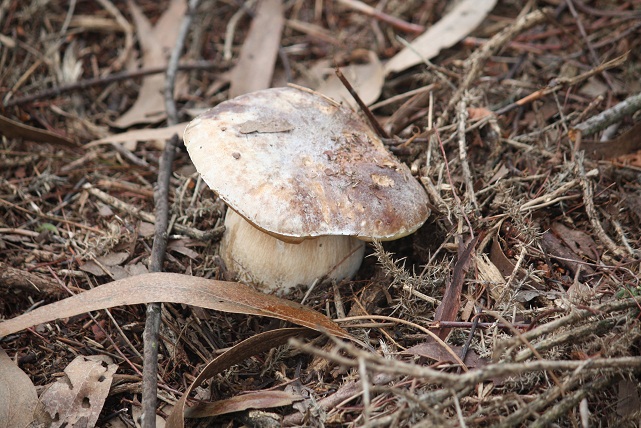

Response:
(184, 86), (430, 241)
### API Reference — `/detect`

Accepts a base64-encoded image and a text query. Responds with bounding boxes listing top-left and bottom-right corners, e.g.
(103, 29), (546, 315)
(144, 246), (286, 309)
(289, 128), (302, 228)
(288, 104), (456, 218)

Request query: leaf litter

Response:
(2, 0), (641, 426)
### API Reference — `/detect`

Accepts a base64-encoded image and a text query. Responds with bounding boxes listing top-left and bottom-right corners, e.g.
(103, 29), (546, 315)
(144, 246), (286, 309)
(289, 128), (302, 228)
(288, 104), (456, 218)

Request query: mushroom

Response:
(184, 86), (430, 294)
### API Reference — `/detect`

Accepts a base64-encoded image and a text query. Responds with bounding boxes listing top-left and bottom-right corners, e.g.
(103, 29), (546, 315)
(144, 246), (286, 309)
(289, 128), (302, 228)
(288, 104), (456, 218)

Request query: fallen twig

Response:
(141, 1), (202, 425)
(519, 170), (597, 212)
(2, 60), (221, 108)
(292, 337), (641, 388)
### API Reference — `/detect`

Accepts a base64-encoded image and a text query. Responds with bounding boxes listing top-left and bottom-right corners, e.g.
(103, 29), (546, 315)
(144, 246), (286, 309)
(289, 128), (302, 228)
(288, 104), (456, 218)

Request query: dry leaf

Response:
(80, 251), (130, 277)
(0, 272), (350, 340)
(85, 122), (188, 148)
(582, 121), (641, 160)
(229, 0), (284, 97)
(114, 0), (187, 127)
(314, 51), (384, 108)
(384, 0), (497, 74)
(37, 355), (117, 428)
(551, 222), (598, 261)
(184, 390), (303, 418)
(475, 253), (507, 302)
(540, 230), (595, 280)
(490, 237), (521, 279)
(432, 237), (478, 340)
(616, 379), (641, 420)
(282, 372), (395, 426)
(0, 114), (76, 147)
(168, 239), (201, 260)
(403, 341), (487, 368)
(0, 348), (38, 428)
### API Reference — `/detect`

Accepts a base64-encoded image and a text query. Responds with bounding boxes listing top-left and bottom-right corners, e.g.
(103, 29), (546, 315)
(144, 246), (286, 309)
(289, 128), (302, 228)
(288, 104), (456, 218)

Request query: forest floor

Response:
(2, 0), (641, 426)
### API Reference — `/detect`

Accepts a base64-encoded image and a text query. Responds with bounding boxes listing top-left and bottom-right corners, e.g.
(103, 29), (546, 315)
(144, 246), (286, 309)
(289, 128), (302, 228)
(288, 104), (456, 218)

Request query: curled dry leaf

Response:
(432, 237), (478, 340)
(166, 328), (316, 428)
(0, 272), (350, 340)
(0, 114), (76, 147)
(0, 348), (38, 428)
(540, 231), (596, 280)
(184, 390), (303, 418)
(402, 341), (487, 369)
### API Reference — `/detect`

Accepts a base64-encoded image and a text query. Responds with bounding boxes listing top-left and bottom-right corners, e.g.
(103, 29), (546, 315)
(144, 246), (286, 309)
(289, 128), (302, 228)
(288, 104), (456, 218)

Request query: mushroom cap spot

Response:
(184, 86), (430, 241)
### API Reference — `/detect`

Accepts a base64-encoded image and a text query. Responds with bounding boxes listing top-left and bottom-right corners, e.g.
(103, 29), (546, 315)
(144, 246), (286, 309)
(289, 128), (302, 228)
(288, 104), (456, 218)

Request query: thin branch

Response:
(141, 0), (202, 426)
(335, 68), (389, 139)
(3, 60), (221, 108)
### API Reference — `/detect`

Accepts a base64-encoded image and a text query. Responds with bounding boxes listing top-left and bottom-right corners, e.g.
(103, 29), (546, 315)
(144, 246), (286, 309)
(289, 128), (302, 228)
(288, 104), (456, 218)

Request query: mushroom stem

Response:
(220, 209), (365, 295)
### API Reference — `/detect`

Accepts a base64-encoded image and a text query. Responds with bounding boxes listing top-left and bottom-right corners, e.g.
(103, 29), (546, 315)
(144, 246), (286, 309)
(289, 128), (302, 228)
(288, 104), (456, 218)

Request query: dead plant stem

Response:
(496, 53), (627, 115)
(0, 197), (104, 234)
(96, 0), (134, 71)
(513, 316), (618, 362)
(335, 314), (467, 370)
(564, 0), (615, 90)
(436, 130), (474, 237)
(530, 375), (616, 428)
(337, 0), (424, 33)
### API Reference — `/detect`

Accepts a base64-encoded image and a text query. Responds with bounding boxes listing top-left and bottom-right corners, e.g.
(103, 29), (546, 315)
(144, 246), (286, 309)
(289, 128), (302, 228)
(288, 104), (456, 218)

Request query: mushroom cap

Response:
(184, 86), (430, 241)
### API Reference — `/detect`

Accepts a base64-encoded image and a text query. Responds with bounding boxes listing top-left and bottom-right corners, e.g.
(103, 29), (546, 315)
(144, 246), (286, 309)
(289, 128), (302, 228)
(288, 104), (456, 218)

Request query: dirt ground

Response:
(1, 0), (641, 426)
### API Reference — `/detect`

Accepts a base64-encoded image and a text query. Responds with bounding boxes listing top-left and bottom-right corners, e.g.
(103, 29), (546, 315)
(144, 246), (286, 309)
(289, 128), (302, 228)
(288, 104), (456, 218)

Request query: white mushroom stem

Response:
(220, 209), (365, 295)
